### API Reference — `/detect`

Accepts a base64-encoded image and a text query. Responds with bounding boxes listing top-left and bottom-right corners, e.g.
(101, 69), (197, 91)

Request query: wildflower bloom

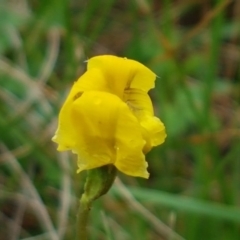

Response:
(52, 55), (166, 178)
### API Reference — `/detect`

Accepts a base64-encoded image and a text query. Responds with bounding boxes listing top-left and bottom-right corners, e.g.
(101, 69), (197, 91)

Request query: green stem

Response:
(76, 165), (117, 240)
(77, 193), (92, 240)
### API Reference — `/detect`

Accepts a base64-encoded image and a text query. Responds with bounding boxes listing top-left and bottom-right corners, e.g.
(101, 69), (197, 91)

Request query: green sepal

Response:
(83, 164), (117, 202)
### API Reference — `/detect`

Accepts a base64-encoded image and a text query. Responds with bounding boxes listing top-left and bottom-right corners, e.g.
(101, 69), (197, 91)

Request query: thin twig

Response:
(0, 143), (59, 240)
(101, 213), (131, 240)
(178, 0), (232, 48)
(57, 152), (72, 240)
(0, 58), (52, 116)
(114, 178), (185, 240)
(38, 27), (61, 84)
(9, 196), (27, 240)
(0, 212), (30, 239)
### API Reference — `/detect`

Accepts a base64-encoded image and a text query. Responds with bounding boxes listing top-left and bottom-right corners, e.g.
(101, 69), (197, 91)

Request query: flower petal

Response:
(87, 55), (156, 97)
(124, 88), (166, 153)
(69, 91), (148, 178)
(114, 107), (149, 178)
(52, 68), (111, 150)
(51, 82), (83, 151)
(52, 55), (165, 179)
(74, 68), (110, 92)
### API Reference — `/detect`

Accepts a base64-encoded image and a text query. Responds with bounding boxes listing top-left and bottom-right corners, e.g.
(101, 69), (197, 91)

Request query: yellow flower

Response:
(52, 55), (166, 178)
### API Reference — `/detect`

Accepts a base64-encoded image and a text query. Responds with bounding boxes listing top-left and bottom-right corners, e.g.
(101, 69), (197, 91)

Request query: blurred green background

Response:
(0, 0), (240, 239)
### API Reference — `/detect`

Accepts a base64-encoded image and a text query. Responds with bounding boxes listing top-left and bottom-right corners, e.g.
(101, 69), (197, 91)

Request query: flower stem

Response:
(76, 165), (117, 240)
(77, 193), (91, 240)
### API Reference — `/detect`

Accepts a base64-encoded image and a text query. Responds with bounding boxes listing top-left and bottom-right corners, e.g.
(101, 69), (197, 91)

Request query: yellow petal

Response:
(87, 55), (156, 98)
(51, 84), (81, 151)
(74, 68), (110, 92)
(124, 88), (167, 152)
(52, 99), (78, 152)
(69, 91), (149, 178)
(53, 55), (156, 122)
(52, 68), (110, 150)
(140, 116), (166, 153)
(52, 55), (165, 179)
(114, 106), (149, 178)
(124, 88), (154, 115)
(71, 91), (118, 171)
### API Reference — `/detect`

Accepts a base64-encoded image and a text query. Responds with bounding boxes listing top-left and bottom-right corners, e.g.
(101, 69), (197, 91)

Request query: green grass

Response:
(0, 0), (240, 239)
